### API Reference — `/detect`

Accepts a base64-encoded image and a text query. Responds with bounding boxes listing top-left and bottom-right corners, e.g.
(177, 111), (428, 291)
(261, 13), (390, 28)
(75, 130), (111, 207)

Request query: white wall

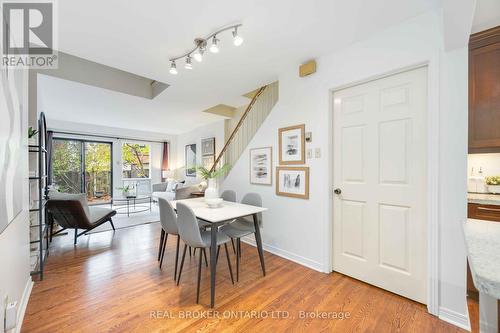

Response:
(222, 10), (469, 328)
(47, 120), (174, 197)
(174, 121), (225, 183)
(468, 153), (500, 178)
(0, 68), (32, 332)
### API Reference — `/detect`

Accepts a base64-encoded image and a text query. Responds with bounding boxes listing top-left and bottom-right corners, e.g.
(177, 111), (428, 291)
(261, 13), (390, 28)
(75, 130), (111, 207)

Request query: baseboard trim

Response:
(15, 278), (33, 333)
(240, 236), (327, 273)
(439, 306), (471, 331)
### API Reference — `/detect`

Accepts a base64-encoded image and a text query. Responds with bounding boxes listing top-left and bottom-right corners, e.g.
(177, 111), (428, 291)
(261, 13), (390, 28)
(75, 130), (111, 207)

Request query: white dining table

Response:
(170, 197), (267, 307)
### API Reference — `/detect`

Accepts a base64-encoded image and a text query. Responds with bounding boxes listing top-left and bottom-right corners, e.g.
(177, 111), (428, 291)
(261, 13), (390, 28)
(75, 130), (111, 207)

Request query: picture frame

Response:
(202, 155), (214, 169)
(185, 144), (197, 177)
(276, 166), (309, 199)
(278, 124), (305, 165)
(249, 147), (272, 185)
(201, 137), (215, 156)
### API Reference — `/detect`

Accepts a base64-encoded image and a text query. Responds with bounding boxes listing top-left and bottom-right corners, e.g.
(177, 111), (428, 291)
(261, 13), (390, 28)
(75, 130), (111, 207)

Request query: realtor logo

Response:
(1, 1), (57, 68)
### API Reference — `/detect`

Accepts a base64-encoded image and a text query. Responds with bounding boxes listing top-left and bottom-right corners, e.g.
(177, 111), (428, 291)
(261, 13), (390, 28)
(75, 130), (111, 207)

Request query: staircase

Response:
(211, 81), (279, 173)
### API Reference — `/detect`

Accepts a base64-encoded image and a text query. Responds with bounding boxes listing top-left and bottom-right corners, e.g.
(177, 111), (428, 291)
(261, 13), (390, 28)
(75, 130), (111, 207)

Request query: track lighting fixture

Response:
(169, 61), (177, 75)
(232, 27), (243, 46)
(209, 35), (219, 53)
(168, 24), (243, 75)
(185, 56), (192, 69)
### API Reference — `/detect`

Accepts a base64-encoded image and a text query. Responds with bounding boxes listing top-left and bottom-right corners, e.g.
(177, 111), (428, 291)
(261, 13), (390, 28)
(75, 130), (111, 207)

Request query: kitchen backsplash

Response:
(468, 153), (500, 193)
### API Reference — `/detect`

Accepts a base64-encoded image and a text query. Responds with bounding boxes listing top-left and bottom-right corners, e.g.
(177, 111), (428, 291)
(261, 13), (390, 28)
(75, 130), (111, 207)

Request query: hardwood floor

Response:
(23, 222), (466, 332)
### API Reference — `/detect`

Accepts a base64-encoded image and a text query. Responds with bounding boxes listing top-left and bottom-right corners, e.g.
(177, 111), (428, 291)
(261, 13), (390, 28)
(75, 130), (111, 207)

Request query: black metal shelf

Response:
(29, 112), (48, 280)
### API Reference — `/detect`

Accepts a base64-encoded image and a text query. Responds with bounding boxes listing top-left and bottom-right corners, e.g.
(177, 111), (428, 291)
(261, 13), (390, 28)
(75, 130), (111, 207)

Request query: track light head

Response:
(232, 27), (243, 46)
(169, 61), (177, 75)
(194, 47), (204, 62)
(209, 35), (219, 53)
(185, 56), (193, 69)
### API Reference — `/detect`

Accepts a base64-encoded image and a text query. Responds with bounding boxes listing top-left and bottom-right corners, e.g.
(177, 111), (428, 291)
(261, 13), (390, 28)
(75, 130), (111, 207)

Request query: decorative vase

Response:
(488, 185), (500, 194)
(204, 178), (219, 200)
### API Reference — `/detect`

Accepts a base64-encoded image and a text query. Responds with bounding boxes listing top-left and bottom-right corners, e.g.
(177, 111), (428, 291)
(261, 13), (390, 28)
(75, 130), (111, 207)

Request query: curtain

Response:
(46, 130), (54, 186)
(161, 142), (169, 182)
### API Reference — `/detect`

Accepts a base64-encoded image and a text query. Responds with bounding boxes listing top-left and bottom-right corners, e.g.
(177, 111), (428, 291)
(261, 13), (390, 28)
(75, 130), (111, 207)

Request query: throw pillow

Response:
(166, 180), (176, 192)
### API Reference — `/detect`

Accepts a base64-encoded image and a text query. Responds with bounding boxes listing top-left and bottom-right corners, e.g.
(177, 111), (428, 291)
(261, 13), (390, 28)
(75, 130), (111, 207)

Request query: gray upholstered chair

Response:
(175, 202), (234, 304)
(221, 190), (236, 202)
(157, 197), (181, 280)
(220, 193), (264, 281)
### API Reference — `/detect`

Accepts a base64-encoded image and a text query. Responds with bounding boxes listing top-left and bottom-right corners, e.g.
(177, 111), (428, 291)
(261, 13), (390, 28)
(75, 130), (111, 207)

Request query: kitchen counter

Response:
(464, 219), (500, 299)
(468, 193), (500, 206)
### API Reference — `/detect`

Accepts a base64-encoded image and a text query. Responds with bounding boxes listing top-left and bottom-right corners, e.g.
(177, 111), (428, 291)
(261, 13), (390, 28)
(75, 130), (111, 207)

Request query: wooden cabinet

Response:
(468, 202), (500, 222)
(469, 26), (500, 153)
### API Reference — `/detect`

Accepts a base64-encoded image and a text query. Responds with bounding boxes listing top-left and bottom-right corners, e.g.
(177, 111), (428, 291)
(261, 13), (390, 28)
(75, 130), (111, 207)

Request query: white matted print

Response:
(250, 147), (272, 185)
(278, 124), (305, 165)
(276, 166), (309, 199)
(201, 137), (215, 156)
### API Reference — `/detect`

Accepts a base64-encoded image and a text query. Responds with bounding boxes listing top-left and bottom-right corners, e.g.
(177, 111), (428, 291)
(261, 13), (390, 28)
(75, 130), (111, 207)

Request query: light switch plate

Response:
(307, 149), (312, 159)
(315, 148), (321, 158)
(5, 301), (17, 331)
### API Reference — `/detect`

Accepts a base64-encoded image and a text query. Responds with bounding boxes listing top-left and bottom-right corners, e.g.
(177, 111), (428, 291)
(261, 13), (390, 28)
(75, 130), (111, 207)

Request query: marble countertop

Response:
(464, 219), (500, 299)
(468, 193), (500, 205)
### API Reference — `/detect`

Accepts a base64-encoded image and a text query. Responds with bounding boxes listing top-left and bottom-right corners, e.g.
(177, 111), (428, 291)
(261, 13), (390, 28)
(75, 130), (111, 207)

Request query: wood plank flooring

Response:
(23, 222), (467, 332)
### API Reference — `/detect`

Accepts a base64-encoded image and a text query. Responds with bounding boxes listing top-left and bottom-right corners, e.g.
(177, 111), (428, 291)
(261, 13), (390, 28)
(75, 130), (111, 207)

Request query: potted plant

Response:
(28, 126), (38, 145)
(117, 184), (135, 198)
(485, 176), (500, 194)
(197, 164), (230, 200)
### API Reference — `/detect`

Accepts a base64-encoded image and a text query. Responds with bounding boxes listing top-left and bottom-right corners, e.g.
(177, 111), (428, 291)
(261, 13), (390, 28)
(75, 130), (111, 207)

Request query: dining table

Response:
(170, 197), (268, 308)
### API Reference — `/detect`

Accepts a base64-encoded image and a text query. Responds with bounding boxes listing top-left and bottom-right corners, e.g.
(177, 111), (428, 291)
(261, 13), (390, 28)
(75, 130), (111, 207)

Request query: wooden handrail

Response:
(210, 85), (267, 172)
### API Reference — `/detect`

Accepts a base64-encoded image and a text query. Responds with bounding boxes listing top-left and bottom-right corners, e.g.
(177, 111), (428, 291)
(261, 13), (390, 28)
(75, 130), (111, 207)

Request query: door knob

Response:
(334, 188), (342, 195)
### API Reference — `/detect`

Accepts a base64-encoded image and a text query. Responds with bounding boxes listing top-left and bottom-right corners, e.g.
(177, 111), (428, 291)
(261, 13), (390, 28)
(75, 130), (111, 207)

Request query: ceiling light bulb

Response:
(232, 28), (243, 46)
(185, 56), (192, 69)
(209, 36), (219, 53)
(193, 47), (204, 62)
(169, 61), (177, 75)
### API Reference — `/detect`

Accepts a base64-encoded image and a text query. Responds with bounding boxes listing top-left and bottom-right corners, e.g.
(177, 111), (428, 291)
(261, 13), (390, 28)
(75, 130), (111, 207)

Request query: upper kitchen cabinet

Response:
(469, 26), (500, 153)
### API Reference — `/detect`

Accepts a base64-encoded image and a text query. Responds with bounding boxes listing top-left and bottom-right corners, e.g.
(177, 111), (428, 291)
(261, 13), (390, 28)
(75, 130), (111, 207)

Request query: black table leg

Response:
(253, 214), (266, 276)
(210, 222), (218, 308)
(127, 199), (130, 217)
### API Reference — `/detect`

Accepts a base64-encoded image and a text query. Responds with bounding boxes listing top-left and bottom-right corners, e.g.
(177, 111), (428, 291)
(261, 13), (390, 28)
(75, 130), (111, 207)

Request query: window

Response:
(122, 143), (151, 178)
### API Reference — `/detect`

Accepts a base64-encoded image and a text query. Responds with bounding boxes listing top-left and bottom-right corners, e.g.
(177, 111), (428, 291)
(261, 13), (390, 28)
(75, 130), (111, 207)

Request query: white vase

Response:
(204, 178), (219, 200)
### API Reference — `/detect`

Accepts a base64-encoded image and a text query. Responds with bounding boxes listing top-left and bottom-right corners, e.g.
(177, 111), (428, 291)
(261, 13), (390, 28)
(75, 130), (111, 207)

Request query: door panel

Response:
(333, 67), (427, 303)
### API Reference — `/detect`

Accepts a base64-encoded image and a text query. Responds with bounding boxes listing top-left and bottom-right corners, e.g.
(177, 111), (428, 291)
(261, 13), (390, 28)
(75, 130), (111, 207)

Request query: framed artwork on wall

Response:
(201, 137), (215, 156)
(202, 155), (214, 169)
(278, 124), (305, 165)
(276, 166), (309, 199)
(185, 144), (197, 177)
(250, 147), (272, 185)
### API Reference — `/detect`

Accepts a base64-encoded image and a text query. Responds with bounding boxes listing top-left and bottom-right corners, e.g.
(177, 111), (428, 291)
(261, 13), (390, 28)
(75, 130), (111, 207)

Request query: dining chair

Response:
(221, 190), (236, 202)
(175, 202), (235, 304)
(157, 198), (182, 280)
(220, 193), (264, 282)
(220, 190), (237, 253)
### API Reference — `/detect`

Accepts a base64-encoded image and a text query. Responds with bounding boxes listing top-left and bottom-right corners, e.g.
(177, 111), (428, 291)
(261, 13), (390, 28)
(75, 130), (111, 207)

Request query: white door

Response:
(333, 67), (427, 303)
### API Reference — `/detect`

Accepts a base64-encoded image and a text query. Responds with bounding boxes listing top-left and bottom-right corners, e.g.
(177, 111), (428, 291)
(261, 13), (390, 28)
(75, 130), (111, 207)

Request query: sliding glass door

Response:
(52, 138), (113, 204)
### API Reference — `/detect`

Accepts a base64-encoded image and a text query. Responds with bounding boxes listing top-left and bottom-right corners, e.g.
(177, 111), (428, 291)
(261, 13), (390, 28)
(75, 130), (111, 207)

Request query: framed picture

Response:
(250, 147), (272, 185)
(276, 166), (309, 199)
(278, 124), (305, 165)
(201, 137), (215, 156)
(185, 144), (197, 177)
(202, 155), (214, 169)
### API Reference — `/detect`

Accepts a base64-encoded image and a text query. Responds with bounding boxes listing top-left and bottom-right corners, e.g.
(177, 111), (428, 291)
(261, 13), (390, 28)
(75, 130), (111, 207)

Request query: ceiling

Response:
(41, 0), (442, 135)
(472, 0), (500, 33)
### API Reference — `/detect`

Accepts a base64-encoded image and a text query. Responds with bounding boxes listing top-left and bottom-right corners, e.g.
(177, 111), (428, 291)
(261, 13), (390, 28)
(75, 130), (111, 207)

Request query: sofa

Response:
(152, 180), (205, 201)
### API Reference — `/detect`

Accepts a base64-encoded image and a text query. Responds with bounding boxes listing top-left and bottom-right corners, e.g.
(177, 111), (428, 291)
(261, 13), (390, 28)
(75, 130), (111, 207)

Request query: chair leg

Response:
(216, 245), (220, 264)
(231, 238), (236, 254)
(74, 229), (78, 245)
(196, 248), (203, 304)
(202, 248), (208, 267)
(174, 235), (180, 281)
(158, 229), (165, 261)
(176, 244), (188, 286)
(159, 233), (168, 269)
(49, 219), (54, 242)
(189, 246), (192, 257)
(109, 218), (115, 231)
(236, 238), (240, 282)
(238, 238), (242, 258)
(224, 243), (234, 285)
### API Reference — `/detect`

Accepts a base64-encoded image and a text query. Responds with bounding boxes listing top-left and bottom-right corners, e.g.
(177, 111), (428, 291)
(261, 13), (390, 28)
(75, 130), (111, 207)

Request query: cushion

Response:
(88, 207), (115, 224)
(166, 180), (176, 192)
(48, 190), (90, 217)
(152, 191), (176, 201)
(173, 182), (184, 191)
